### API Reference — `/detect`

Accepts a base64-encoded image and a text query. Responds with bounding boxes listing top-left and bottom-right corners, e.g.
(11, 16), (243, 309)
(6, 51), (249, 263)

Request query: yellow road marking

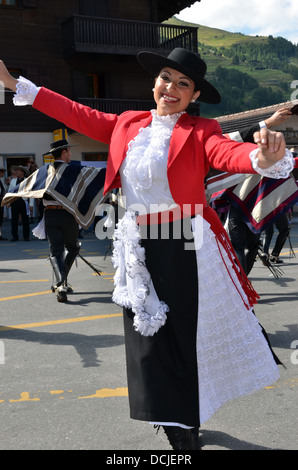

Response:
(0, 273), (114, 300)
(2, 378), (297, 405)
(0, 387), (129, 404)
(0, 313), (123, 331)
(0, 291), (52, 301)
(78, 387), (128, 399)
(9, 392), (40, 403)
(0, 279), (49, 284)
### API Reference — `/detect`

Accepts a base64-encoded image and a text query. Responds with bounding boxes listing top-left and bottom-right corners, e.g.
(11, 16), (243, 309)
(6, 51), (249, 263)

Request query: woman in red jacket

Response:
(0, 49), (293, 450)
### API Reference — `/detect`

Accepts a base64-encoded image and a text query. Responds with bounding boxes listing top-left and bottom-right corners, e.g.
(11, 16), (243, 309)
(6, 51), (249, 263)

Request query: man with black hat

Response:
(0, 167), (8, 240)
(42, 139), (80, 303)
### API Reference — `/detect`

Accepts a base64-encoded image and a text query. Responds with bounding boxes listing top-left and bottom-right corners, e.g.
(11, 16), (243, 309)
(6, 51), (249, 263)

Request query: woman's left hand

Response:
(253, 128), (286, 168)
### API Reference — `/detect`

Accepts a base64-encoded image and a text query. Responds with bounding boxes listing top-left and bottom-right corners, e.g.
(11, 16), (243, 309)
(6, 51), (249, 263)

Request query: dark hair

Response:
(52, 148), (67, 160)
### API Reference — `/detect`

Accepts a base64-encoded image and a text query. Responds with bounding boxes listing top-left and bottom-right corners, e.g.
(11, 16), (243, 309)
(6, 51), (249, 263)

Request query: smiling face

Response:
(153, 67), (201, 116)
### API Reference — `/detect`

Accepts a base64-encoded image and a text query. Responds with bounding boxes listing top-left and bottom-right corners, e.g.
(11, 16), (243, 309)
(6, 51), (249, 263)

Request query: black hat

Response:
(137, 47), (221, 104)
(43, 139), (73, 156)
(0, 167), (5, 172)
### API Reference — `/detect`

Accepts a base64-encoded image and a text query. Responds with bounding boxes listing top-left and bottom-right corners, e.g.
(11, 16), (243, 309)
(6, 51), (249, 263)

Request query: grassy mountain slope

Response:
(164, 17), (297, 116)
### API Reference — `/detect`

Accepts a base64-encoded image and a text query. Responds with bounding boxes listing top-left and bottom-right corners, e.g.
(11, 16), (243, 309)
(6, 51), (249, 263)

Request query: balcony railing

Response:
(77, 98), (200, 116)
(77, 98), (155, 114)
(62, 16), (198, 56)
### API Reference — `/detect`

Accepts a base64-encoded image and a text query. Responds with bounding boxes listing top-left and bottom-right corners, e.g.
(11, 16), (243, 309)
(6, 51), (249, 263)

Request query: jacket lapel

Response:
(116, 114), (153, 174)
(125, 114), (153, 152)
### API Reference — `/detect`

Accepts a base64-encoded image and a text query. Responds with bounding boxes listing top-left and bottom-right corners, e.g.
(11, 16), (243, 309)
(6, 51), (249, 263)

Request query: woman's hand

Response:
(253, 128), (286, 168)
(0, 60), (18, 92)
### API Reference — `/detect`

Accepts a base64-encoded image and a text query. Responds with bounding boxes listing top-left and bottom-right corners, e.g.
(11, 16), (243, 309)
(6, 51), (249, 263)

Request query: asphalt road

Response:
(0, 214), (298, 452)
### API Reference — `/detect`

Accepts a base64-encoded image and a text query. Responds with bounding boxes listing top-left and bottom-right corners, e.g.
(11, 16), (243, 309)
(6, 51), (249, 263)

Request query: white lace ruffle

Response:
(111, 210), (169, 336)
(13, 76), (40, 106)
(32, 215), (46, 240)
(192, 215), (280, 424)
(123, 110), (184, 191)
(250, 147), (294, 179)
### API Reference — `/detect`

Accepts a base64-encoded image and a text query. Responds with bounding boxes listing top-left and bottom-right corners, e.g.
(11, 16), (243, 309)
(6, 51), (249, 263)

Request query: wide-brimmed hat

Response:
(17, 165), (29, 176)
(137, 47), (221, 104)
(43, 139), (73, 156)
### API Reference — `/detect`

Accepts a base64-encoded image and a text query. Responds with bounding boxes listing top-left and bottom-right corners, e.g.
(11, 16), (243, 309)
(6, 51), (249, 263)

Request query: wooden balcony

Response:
(77, 98), (200, 116)
(62, 16), (198, 56)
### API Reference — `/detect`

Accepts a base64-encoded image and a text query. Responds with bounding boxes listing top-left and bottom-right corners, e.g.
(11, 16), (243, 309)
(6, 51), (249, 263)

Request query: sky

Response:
(177, 0), (298, 44)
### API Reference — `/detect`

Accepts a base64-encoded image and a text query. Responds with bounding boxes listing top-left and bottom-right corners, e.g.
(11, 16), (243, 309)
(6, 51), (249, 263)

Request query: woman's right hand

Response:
(0, 60), (18, 91)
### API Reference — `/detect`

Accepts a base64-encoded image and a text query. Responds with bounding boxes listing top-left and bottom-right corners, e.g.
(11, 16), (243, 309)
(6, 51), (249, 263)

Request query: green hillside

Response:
(164, 17), (298, 117)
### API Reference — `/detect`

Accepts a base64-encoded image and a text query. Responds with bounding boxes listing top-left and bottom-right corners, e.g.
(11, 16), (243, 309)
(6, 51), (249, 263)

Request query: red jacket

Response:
(33, 87), (257, 212)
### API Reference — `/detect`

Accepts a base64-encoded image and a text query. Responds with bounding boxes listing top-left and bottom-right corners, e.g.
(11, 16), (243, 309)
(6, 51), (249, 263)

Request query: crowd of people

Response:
(0, 158), (44, 241)
(0, 47), (297, 450)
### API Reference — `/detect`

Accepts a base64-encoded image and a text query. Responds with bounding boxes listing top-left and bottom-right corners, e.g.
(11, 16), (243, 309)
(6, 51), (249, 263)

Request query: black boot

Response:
(63, 242), (80, 292)
(162, 426), (201, 450)
(49, 255), (68, 303)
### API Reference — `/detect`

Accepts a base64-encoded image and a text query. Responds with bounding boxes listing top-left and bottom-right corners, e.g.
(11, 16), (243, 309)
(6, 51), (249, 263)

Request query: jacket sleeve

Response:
(202, 119), (258, 174)
(229, 123), (261, 144)
(33, 87), (118, 145)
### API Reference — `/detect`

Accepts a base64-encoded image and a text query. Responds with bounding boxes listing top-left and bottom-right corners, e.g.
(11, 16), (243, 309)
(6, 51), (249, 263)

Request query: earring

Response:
(152, 88), (155, 92)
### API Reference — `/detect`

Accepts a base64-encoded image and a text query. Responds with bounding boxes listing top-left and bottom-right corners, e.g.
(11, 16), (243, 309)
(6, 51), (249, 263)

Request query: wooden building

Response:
(0, 0), (198, 172)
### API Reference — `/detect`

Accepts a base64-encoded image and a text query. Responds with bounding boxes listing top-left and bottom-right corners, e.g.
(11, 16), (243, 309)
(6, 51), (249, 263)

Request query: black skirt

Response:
(122, 218), (201, 427)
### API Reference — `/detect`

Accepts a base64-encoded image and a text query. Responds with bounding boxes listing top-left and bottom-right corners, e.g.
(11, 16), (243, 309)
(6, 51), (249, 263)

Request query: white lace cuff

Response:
(250, 148), (294, 179)
(13, 76), (40, 106)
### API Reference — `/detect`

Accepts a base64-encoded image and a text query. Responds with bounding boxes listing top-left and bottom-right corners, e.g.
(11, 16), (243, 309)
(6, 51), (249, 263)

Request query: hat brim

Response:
(42, 144), (74, 156)
(137, 51), (221, 104)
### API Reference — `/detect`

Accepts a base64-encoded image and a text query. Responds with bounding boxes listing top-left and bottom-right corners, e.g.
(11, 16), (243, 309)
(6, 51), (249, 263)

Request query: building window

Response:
(87, 74), (99, 99)
(73, 71), (105, 100)
(0, 0), (17, 6)
(87, 73), (106, 99)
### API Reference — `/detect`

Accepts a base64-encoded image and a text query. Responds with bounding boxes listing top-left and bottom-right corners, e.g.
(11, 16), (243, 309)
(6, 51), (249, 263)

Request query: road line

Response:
(9, 392), (40, 403)
(2, 378), (297, 405)
(78, 387), (128, 399)
(0, 279), (49, 284)
(0, 291), (52, 301)
(0, 313), (123, 331)
(0, 387), (129, 403)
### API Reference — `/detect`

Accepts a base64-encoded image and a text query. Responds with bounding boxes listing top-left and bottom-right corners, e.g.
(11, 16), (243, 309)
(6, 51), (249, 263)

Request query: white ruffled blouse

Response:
(119, 110), (181, 214)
